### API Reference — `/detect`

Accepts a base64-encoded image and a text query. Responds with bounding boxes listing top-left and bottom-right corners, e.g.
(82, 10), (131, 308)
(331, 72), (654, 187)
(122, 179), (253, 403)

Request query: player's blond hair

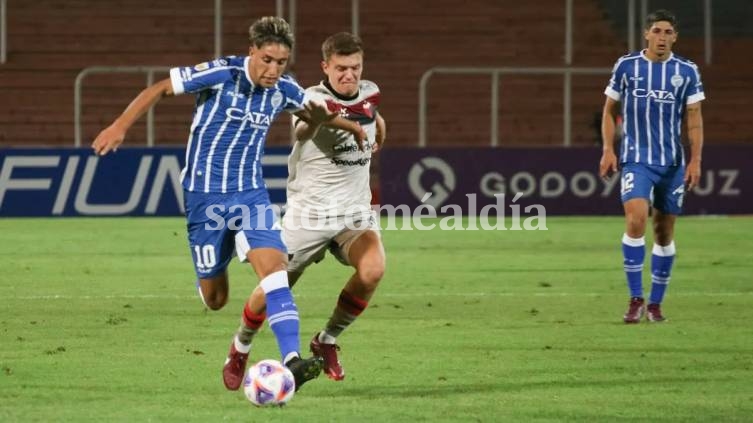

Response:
(249, 16), (294, 49)
(321, 32), (363, 61)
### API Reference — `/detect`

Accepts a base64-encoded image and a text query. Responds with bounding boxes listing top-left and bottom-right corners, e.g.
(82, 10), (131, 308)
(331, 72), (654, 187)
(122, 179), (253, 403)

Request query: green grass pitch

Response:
(1, 216), (752, 421)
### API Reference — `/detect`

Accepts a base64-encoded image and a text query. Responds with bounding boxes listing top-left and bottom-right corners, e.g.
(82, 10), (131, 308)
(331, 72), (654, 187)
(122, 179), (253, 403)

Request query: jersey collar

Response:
(322, 80), (359, 101)
(641, 49), (674, 63)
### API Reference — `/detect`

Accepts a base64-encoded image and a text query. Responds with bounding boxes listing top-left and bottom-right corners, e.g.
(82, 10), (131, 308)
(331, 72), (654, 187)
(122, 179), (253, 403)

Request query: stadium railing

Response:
(1, 0), (6, 64)
(417, 66), (611, 148)
(417, 0), (714, 148)
(73, 66), (171, 148)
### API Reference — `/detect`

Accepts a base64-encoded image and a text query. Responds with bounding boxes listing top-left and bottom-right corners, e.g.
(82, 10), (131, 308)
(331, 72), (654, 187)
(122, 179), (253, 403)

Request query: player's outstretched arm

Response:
(599, 96), (620, 179)
(325, 115), (367, 149)
(293, 101), (337, 141)
(684, 101), (704, 190)
(294, 101), (367, 148)
(92, 78), (175, 156)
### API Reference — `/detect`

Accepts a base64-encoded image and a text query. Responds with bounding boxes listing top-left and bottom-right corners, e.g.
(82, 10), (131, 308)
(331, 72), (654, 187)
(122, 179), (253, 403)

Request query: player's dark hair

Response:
(249, 16), (294, 49)
(645, 9), (678, 31)
(321, 32), (363, 61)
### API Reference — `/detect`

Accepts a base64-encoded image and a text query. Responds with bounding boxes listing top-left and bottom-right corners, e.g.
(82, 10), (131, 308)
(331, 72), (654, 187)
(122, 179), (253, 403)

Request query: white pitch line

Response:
(3, 292), (752, 301)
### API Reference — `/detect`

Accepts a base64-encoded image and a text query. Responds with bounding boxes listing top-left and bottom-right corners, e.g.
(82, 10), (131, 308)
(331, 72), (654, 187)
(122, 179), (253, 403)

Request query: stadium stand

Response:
(599, 0), (753, 146)
(0, 0), (750, 148)
(0, 0), (276, 146)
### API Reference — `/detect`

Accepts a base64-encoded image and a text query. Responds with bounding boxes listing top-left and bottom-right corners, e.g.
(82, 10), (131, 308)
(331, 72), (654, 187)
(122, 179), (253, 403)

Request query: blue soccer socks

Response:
(622, 234), (646, 298)
(650, 242), (676, 305)
(260, 271), (301, 363)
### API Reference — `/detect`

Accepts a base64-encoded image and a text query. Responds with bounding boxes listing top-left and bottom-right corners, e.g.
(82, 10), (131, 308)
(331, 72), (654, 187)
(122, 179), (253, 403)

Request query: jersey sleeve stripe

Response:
(169, 67), (185, 95)
(686, 92), (705, 105)
(192, 66), (234, 79)
(604, 86), (621, 101)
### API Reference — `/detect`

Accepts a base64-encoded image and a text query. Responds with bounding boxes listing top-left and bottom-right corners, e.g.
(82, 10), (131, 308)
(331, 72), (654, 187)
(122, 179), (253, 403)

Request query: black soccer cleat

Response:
(285, 356), (323, 391)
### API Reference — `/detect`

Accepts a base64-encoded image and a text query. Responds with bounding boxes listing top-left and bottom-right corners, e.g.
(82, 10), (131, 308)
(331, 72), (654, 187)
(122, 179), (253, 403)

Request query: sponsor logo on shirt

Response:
(632, 89), (677, 104)
(226, 107), (272, 128)
(226, 91), (246, 99)
(331, 157), (371, 167)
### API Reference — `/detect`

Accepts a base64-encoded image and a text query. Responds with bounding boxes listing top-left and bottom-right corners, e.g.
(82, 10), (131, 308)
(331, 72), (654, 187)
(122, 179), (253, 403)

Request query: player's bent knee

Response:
(256, 264), (287, 280)
(203, 292), (228, 311)
(197, 273), (230, 310)
(357, 263), (384, 289)
(625, 214), (647, 234)
(247, 248), (287, 280)
(626, 213), (646, 225)
(199, 285), (228, 310)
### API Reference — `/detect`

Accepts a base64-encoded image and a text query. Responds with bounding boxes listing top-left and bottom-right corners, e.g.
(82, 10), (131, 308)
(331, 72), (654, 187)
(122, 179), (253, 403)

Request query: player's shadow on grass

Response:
(538, 345), (753, 355)
(334, 375), (732, 399)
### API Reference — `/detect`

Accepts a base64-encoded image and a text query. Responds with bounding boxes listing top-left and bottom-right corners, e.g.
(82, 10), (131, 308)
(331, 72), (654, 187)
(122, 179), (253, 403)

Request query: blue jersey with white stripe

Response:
(169, 56), (305, 193)
(605, 51), (705, 167)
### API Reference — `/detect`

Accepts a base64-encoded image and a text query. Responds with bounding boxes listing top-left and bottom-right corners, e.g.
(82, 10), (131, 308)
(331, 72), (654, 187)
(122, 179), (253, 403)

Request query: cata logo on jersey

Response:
(632, 88), (676, 103)
(225, 107), (272, 128)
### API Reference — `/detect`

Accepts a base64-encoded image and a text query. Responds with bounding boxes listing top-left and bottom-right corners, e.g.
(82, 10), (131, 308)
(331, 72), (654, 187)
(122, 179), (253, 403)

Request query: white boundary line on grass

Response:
(4, 292), (752, 300)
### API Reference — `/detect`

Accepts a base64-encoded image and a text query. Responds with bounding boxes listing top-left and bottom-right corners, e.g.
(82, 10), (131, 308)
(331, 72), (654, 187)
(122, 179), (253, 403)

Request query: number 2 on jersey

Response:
(621, 172), (635, 194)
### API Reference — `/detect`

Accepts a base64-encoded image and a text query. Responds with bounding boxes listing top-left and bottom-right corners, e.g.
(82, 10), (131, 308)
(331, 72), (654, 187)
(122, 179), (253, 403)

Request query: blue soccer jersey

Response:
(605, 51), (705, 167)
(169, 56), (305, 193)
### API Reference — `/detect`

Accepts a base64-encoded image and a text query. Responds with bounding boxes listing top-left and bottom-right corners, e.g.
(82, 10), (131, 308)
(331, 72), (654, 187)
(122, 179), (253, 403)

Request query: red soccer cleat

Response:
(623, 297), (645, 324)
(310, 333), (345, 381)
(222, 341), (249, 390)
(646, 303), (667, 322)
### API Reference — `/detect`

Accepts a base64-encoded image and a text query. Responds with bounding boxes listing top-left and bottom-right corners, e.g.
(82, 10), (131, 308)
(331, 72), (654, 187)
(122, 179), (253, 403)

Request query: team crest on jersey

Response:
(362, 101), (375, 118)
(194, 62), (210, 71)
(271, 91), (284, 109)
(670, 74), (684, 88)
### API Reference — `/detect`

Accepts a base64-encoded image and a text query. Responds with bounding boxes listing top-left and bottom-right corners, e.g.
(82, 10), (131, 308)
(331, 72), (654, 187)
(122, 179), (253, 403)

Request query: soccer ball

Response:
(243, 359), (296, 406)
